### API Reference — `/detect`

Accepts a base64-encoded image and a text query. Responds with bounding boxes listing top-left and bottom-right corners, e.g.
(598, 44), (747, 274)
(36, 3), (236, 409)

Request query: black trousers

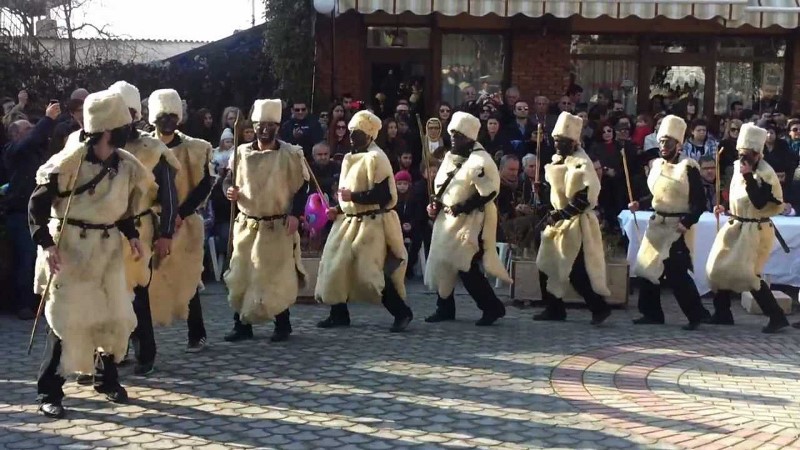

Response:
(131, 285), (156, 364)
(232, 309), (291, 333)
(329, 273), (413, 320)
(539, 247), (610, 314)
(714, 279), (786, 320)
(38, 330), (119, 404)
(637, 236), (709, 323)
(436, 253), (505, 316)
(187, 290), (206, 342)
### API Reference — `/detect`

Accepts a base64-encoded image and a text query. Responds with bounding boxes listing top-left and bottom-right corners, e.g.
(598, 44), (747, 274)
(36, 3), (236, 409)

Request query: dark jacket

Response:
(279, 117), (324, 160)
(3, 117), (56, 213)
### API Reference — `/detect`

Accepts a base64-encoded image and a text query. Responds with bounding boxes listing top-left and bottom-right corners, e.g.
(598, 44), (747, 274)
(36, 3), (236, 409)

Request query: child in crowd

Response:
(397, 149), (421, 181)
(394, 170), (414, 250)
(406, 158), (441, 279)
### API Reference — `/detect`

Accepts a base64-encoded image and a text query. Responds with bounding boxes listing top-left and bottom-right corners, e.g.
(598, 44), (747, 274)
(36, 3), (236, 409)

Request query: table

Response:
(618, 210), (800, 294)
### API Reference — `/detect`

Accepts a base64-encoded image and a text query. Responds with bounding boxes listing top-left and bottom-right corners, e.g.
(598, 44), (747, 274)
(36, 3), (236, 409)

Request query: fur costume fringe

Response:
(148, 131), (212, 326)
(425, 145), (512, 297)
(316, 142), (407, 304)
(536, 149), (609, 298)
(634, 158), (699, 283)
(707, 160), (784, 293)
(34, 147), (152, 375)
(223, 141), (308, 323)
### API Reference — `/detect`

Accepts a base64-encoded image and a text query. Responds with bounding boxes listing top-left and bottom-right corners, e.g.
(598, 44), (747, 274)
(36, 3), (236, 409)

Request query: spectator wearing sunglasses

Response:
(717, 119), (742, 179)
(279, 100), (323, 160)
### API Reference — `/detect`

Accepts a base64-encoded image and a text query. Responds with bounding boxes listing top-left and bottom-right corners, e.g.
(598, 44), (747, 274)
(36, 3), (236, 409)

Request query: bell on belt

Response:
(249, 220), (259, 231)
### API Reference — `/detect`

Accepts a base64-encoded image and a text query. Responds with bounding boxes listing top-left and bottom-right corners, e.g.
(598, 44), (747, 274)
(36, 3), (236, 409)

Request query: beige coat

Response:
(315, 142), (407, 304)
(148, 131), (212, 326)
(224, 142), (308, 323)
(121, 131), (181, 291)
(424, 144), (512, 297)
(536, 149), (610, 299)
(707, 160), (784, 293)
(34, 143), (154, 375)
(634, 158), (699, 283)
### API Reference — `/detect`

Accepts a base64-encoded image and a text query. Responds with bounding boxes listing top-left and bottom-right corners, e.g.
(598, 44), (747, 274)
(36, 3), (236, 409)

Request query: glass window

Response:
(648, 37), (707, 54)
(440, 34), (507, 106)
(715, 62), (785, 115)
(572, 59), (639, 113)
(717, 37), (785, 59)
(571, 35), (638, 56)
(367, 27), (430, 49)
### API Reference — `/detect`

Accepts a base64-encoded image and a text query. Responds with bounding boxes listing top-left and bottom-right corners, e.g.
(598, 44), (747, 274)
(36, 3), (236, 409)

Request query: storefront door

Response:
(365, 49), (431, 120)
(648, 65), (706, 117)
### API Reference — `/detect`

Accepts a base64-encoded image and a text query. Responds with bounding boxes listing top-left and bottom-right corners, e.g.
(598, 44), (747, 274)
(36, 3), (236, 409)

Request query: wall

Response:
(510, 32), (572, 102)
(315, 12), (366, 109)
(7, 37), (208, 66)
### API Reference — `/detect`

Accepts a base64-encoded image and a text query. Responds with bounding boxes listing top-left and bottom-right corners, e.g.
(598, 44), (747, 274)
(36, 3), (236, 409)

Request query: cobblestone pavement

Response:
(1, 281), (799, 449)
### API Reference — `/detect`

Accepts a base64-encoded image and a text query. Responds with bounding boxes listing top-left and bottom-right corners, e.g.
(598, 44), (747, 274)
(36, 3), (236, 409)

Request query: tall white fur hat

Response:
(148, 89), (183, 124)
(251, 99), (282, 124)
(83, 90), (132, 134)
(348, 110), (382, 139)
(447, 111), (481, 141)
(737, 123), (767, 153)
(656, 115), (687, 144)
(552, 111), (582, 142)
(108, 81), (141, 121)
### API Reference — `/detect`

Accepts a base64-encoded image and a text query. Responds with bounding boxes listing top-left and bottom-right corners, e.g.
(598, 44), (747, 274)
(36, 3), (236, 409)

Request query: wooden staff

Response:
(27, 156), (85, 355)
(302, 157), (329, 209)
(533, 123), (542, 205)
(416, 114), (433, 200)
(715, 147), (723, 232)
(620, 148), (641, 239)
(227, 112), (242, 261)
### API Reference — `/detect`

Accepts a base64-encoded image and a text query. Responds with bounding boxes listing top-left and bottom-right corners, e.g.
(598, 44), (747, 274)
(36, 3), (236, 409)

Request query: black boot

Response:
(793, 321), (800, 329)
(225, 313), (254, 342)
(317, 303), (351, 328)
(751, 281), (789, 334)
(632, 316), (664, 325)
(39, 402), (65, 419)
(591, 308), (612, 326)
(709, 291), (735, 325)
(476, 304), (505, 326)
(425, 295), (456, 323)
(271, 310), (293, 342)
(390, 311), (413, 332)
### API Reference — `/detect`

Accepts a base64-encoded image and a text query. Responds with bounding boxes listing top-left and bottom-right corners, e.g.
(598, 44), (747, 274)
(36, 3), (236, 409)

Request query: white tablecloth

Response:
(618, 210), (800, 294)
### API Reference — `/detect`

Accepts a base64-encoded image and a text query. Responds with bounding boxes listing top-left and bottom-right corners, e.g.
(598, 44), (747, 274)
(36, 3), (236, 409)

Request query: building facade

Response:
(314, 0), (800, 117)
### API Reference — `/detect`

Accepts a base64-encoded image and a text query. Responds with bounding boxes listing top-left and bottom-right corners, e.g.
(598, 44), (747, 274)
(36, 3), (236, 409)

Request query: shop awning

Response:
(741, 0), (800, 28)
(335, 0), (747, 21)
(334, 0), (799, 27)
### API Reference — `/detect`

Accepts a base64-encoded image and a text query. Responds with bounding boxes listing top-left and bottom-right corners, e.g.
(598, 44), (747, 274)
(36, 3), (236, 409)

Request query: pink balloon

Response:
(304, 193), (329, 236)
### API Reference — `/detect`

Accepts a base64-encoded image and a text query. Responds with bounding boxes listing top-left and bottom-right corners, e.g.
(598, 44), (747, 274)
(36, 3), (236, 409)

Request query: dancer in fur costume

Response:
(315, 110), (414, 332)
(706, 123), (790, 334)
(629, 115), (711, 330)
(146, 89), (213, 352)
(223, 99), (309, 343)
(533, 112), (612, 325)
(424, 111), (510, 326)
(30, 90), (154, 418)
(108, 81), (181, 376)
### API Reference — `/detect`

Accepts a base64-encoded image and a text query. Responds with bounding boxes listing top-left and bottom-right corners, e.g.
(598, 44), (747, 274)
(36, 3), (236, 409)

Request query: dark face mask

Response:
(110, 126), (130, 148)
(155, 114), (179, 136)
(555, 139), (575, 156)
(257, 122), (278, 143)
(740, 152), (758, 167)
(659, 138), (679, 161)
(451, 132), (473, 156)
(350, 129), (370, 151)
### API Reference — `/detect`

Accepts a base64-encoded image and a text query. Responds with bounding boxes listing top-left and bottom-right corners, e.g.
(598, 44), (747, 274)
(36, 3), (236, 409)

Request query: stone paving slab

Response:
(1, 281), (799, 449)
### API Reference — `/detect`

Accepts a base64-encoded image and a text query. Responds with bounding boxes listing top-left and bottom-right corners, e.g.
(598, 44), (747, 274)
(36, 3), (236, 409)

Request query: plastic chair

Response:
(495, 243), (511, 288)
(207, 236), (222, 282)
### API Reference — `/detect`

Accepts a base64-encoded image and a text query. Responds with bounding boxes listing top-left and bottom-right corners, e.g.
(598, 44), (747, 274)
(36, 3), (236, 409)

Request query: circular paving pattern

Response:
(551, 338), (800, 449)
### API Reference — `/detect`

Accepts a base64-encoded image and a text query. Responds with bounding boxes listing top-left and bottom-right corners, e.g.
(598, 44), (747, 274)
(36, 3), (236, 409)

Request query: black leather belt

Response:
(345, 209), (387, 221)
(653, 211), (685, 218)
(133, 209), (155, 227)
(728, 215), (769, 224)
(728, 215), (789, 253)
(238, 212), (287, 230)
(57, 218), (117, 238)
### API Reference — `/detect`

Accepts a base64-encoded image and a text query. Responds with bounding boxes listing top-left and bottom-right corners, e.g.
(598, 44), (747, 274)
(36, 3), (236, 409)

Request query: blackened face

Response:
(451, 131), (473, 152)
(155, 113), (179, 135)
(554, 137), (576, 155)
(659, 137), (679, 160)
(110, 125), (130, 148)
(257, 122), (278, 143)
(350, 129), (370, 149)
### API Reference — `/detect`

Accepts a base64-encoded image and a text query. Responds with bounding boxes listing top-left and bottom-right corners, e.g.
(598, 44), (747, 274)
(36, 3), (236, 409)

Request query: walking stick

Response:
(620, 148), (641, 241)
(27, 155), (85, 355)
(715, 147), (723, 232)
(533, 123), (542, 207)
(302, 157), (329, 209)
(226, 112), (242, 261)
(416, 114), (433, 200)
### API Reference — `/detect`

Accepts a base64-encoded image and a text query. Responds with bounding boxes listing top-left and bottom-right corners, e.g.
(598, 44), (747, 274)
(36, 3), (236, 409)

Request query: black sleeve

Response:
(153, 157), (178, 238)
(555, 187), (591, 220)
(453, 190), (497, 215)
(291, 181), (310, 218)
(744, 172), (781, 209)
(178, 163), (213, 218)
(117, 216), (139, 240)
(680, 166), (706, 228)
(351, 177), (392, 208)
(28, 175), (58, 248)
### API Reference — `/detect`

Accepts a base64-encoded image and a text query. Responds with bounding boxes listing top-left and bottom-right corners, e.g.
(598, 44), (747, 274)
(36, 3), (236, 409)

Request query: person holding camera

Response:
(279, 101), (323, 161)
